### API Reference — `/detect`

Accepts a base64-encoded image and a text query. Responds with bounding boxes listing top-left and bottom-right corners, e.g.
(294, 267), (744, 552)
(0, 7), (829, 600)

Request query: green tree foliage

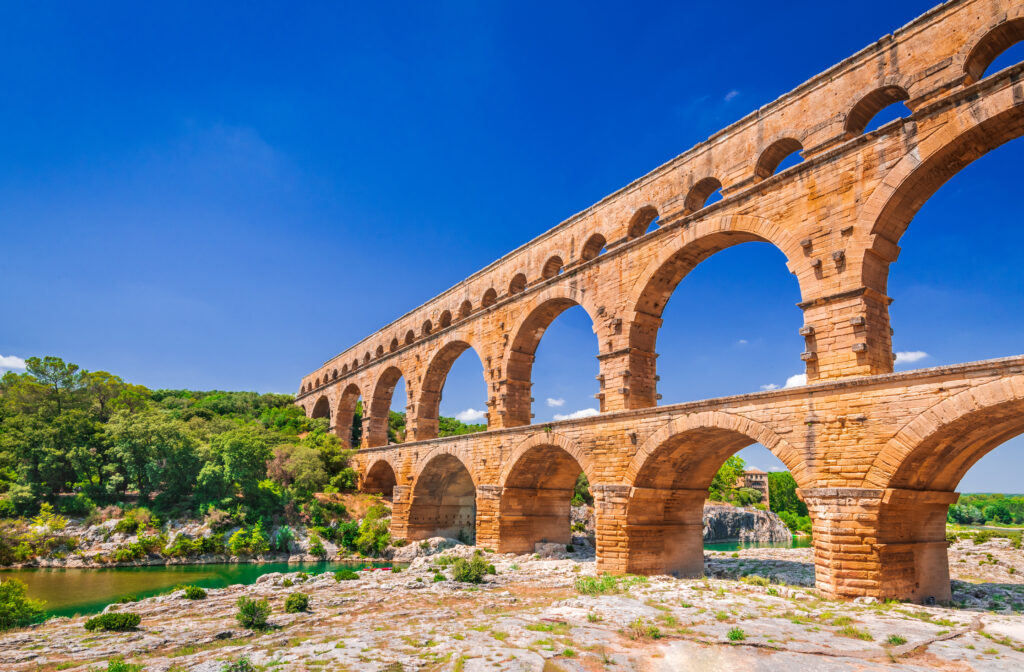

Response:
(571, 473), (593, 506)
(949, 494), (1024, 525)
(708, 456), (746, 502)
(767, 472), (808, 517)
(437, 416), (487, 437)
(0, 578), (46, 630)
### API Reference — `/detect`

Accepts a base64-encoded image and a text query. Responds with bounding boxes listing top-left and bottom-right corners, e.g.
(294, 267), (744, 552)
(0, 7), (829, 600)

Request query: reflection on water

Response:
(703, 536), (811, 553)
(0, 561), (391, 618)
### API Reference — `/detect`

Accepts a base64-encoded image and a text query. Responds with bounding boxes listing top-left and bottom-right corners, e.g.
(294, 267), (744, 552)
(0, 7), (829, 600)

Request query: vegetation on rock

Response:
(84, 612), (141, 631)
(0, 577), (46, 630)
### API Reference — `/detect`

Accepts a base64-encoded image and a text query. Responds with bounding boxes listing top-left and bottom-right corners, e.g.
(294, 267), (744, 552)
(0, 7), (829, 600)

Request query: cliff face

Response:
(702, 503), (792, 543)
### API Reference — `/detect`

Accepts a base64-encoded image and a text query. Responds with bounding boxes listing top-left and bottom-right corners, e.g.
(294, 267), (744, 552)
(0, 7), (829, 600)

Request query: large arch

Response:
(362, 459), (398, 499)
(310, 395), (331, 422)
(414, 340), (487, 440)
(407, 452), (477, 542)
(365, 365), (409, 448)
(622, 412), (808, 577)
(504, 293), (600, 427)
(334, 383), (363, 449)
(625, 215), (808, 405)
(497, 437), (590, 554)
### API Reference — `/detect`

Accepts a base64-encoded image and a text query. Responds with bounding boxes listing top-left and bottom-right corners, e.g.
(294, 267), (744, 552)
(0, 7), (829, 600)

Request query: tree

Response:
(709, 456), (745, 502)
(206, 426), (274, 502)
(767, 471), (808, 517)
(984, 502), (1013, 524)
(106, 412), (200, 503)
(24, 356), (84, 415)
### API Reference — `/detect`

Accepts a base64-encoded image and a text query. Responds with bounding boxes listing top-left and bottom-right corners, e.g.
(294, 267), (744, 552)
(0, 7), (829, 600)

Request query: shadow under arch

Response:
(365, 365), (409, 448)
(415, 339), (488, 441)
(861, 372), (1024, 602)
(310, 395), (331, 422)
(622, 411), (808, 577)
(407, 452), (477, 542)
(504, 292), (600, 426)
(363, 458), (398, 499)
(625, 215), (808, 406)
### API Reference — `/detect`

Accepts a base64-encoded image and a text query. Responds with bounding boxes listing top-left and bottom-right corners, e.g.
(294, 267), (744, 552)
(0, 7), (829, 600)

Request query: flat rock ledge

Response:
(3, 540), (1024, 671)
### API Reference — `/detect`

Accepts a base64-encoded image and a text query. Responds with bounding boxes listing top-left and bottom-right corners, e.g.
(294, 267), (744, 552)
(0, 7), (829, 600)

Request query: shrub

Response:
(727, 627), (746, 641)
(235, 596), (271, 629)
(308, 532), (326, 559)
(886, 634), (907, 645)
(334, 569), (359, 581)
(220, 657), (256, 672)
(114, 508), (157, 535)
(285, 592), (309, 613)
(355, 505), (391, 556)
(228, 528), (249, 555)
(164, 535), (197, 558)
(0, 578), (46, 631)
(433, 572), (445, 583)
(282, 578), (294, 587)
(451, 555), (490, 583)
(574, 575), (619, 595)
(183, 585), (207, 600)
(628, 618), (662, 640)
(84, 612), (141, 632)
(740, 575), (771, 587)
(99, 657), (144, 672)
(274, 525), (294, 553)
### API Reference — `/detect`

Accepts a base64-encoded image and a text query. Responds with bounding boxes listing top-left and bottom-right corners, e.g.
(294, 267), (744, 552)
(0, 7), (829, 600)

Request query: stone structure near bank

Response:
(297, 0), (1024, 603)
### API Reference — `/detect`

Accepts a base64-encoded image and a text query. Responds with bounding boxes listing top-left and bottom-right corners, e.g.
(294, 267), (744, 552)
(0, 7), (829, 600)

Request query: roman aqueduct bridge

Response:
(297, 0), (1024, 602)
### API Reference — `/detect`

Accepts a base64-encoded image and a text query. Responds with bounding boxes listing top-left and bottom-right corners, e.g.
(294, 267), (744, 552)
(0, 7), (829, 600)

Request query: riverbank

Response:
(4, 538), (1024, 671)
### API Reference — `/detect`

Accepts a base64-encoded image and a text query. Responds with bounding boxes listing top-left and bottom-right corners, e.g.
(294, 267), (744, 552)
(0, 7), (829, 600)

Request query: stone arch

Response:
(351, 358), (359, 370)
(621, 411), (807, 576)
(626, 205), (659, 239)
(314, 377), (321, 388)
(683, 177), (722, 214)
(508, 272), (527, 295)
(366, 365), (409, 447)
(342, 364), (349, 374)
(962, 14), (1024, 85)
(363, 352), (371, 364)
(458, 300), (473, 319)
(753, 137), (803, 181)
(503, 292), (600, 427)
(624, 215), (808, 405)
(389, 337), (399, 353)
(866, 374), (1024, 491)
(439, 310), (452, 328)
(580, 233), (607, 261)
(856, 98), (1024, 294)
(375, 345), (384, 358)
(541, 255), (565, 280)
(422, 319), (433, 336)
(407, 451), (477, 541)
(310, 395), (331, 421)
(844, 85), (910, 138)
(497, 433), (593, 553)
(415, 340), (487, 440)
(363, 458), (398, 499)
(334, 383), (363, 448)
(481, 287), (497, 308)
(404, 330), (415, 346)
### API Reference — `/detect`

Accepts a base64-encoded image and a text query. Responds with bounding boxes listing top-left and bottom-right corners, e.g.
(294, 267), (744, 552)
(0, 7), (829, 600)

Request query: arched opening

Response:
(311, 396), (330, 421)
(844, 86), (910, 138)
(964, 18), (1024, 85)
(334, 383), (363, 449)
(389, 337), (399, 353)
(683, 178), (722, 214)
(314, 377), (321, 388)
(404, 330), (415, 346)
(580, 233), (607, 261)
(438, 310), (452, 328)
(625, 425), (799, 576)
(631, 230), (803, 403)
(366, 366), (408, 447)
(873, 391), (1024, 603)
(363, 460), (397, 499)
(753, 138), (803, 181)
(375, 345), (384, 358)
(499, 444), (588, 553)
(363, 352), (371, 365)
(351, 358), (359, 371)
(506, 298), (598, 426)
(422, 319), (433, 336)
(541, 256), (564, 280)
(408, 454), (476, 542)
(627, 205), (659, 239)
(458, 300), (472, 319)
(508, 273), (527, 295)
(415, 340), (488, 440)
(481, 287), (497, 308)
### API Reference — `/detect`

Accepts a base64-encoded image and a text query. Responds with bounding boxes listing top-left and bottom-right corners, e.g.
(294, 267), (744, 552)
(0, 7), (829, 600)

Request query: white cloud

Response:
(455, 408), (487, 423)
(0, 355), (27, 372)
(784, 373), (807, 388)
(760, 383), (779, 391)
(724, 90), (740, 102)
(895, 351), (929, 365)
(546, 397), (565, 408)
(553, 407), (600, 421)
(737, 339), (748, 345)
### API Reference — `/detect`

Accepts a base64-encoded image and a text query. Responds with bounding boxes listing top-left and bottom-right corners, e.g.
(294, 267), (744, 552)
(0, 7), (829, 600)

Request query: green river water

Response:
(2, 537), (810, 617)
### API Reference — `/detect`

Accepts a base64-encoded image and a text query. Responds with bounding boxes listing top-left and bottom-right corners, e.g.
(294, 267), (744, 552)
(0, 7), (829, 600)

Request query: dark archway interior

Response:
(407, 454), (476, 542)
(499, 445), (585, 553)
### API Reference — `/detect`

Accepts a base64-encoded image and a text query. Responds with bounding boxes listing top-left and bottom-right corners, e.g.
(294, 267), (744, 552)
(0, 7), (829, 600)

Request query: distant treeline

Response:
(948, 493), (1024, 525)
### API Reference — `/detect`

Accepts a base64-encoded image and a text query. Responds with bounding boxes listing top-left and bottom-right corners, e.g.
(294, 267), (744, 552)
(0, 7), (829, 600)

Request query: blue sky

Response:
(1, 2), (1022, 491)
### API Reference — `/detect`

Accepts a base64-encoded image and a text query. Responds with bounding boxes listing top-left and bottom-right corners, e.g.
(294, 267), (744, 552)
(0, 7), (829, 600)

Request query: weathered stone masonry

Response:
(297, 0), (1024, 602)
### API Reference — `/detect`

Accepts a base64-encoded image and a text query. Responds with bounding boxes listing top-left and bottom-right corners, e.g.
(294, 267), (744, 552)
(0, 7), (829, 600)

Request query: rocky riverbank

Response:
(702, 502), (792, 543)
(4, 538), (1024, 671)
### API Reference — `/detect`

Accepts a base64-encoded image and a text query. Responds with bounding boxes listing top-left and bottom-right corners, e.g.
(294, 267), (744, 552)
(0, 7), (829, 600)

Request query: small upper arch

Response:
(844, 85), (910, 138)
(580, 233), (607, 261)
(375, 345), (384, 358)
(342, 363), (349, 374)
(389, 337), (400, 352)
(482, 287), (498, 308)
(754, 137), (803, 181)
(541, 255), (564, 280)
(683, 178), (723, 214)
(404, 329), (415, 346)
(422, 319), (433, 336)
(508, 272), (527, 295)
(459, 300), (473, 319)
(439, 310), (452, 328)
(627, 205), (659, 239)
(351, 358), (359, 370)
(363, 352), (371, 364)
(332, 369), (338, 380)
(963, 16), (1024, 85)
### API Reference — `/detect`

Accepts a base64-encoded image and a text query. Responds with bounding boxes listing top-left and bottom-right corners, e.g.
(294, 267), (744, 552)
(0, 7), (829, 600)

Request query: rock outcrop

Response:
(702, 503), (791, 543)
